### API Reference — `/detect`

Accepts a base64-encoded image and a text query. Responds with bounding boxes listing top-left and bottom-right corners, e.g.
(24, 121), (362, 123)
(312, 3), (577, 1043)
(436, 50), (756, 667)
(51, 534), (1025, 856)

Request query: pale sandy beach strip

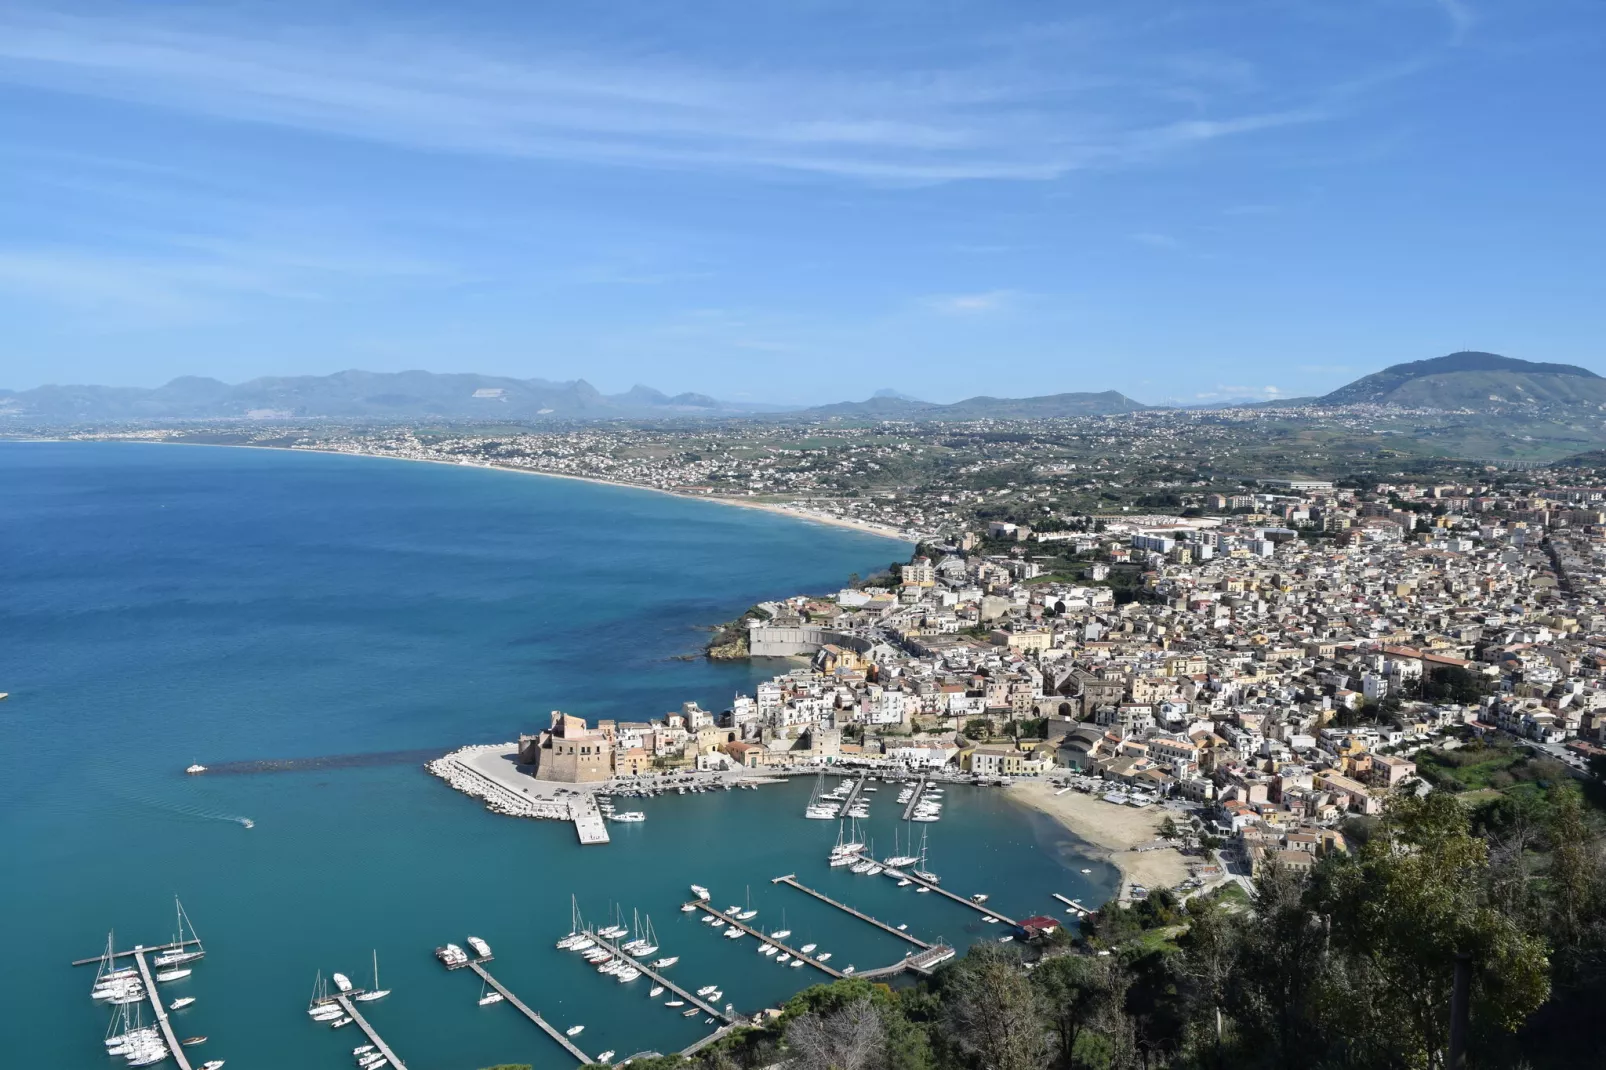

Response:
(1007, 779), (1191, 892)
(84, 439), (915, 542)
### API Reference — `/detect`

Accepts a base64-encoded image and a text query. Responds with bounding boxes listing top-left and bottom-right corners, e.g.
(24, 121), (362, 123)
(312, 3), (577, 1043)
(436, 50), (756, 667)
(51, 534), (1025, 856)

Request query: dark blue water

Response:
(0, 441), (1113, 1069)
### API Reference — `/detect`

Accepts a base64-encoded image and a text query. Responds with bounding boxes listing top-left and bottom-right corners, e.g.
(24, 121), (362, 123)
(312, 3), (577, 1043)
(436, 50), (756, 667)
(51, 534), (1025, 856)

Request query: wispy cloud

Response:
(0, 6), (1349, 184)
(923, 290), (1017, 315)
(1434, 0), (1476, 43)
(1194, 384), (1284, 400)
(1131, 231), (1182, 250)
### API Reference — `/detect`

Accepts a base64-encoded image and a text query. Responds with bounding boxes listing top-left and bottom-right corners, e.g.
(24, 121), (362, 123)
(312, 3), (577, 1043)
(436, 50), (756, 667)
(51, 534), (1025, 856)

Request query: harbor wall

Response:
(747, 624), (874, 658)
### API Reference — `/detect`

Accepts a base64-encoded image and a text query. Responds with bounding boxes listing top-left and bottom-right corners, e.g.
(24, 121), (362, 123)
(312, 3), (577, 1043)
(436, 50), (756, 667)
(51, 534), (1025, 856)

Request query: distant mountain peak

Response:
(1319, 351), (1606, 409)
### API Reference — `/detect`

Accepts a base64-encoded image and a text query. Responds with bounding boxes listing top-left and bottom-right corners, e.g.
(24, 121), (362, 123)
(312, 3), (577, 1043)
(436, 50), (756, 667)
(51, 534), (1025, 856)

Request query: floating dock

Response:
(1052, 893), (1092, 918)
(771, 875), (932, 948)
(855, 943), (958, 980)
(463, 959), (594, 1064)
(334, 994), (409, 1070)
(685, 901), (841, 978)
(585, 932), (736, 1024)
(886, 868), (1016, 926)
(835, 774), (869, 819)
(131, 949), (194, 1070)
(900, 774), (931, 821)
(70, 937), (201, 968)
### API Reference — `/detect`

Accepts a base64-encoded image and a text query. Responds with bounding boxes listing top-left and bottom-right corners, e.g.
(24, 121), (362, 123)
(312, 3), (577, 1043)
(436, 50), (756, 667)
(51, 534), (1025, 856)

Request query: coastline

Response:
(1007, 779), (1191, 892)
(52, 438), (914, 544)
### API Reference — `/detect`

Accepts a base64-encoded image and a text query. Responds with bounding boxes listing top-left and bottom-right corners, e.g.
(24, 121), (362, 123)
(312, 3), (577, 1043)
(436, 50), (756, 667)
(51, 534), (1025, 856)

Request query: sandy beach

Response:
(1008, 779), (1192, 892)
(113, 438), (914, 543)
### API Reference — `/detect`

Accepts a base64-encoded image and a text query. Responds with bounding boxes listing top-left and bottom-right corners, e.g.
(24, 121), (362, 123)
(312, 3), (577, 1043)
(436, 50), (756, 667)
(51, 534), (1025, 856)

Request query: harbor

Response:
(771, 874), (934, 949)
(460, 958), (593, 1065)
(685, 899), (842, 978)
(333, 994), (409, 1070)
(131, 949), (195, 1070)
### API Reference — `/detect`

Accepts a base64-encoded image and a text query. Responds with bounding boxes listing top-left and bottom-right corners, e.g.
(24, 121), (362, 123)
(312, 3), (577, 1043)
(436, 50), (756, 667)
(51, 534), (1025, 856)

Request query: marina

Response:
(583, 931), (737, 1025)
(333, 994), (409, 1070)
(834, 774), (869, 819)
(771, 875), (934, 949)
(460, 958), (593, 1065)
(887, 869), (1017, 927)
(684, 899), (842, 978)
(900, 774), (931, 821)
(1052, 893), (1093, 918)
(131, 948), (195, 1070)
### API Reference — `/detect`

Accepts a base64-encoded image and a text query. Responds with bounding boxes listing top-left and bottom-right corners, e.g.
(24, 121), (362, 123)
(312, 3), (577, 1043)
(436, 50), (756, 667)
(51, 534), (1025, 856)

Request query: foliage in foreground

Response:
(624, 788), (1604, 1070)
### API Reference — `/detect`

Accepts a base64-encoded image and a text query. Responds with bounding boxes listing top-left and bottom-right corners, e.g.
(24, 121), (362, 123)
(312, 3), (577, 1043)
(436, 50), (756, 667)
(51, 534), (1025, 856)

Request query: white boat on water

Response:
(791, 959), (805, 968)
(771, 929), (791, 940)
(649, 986), (664, 997)
(696, 985), (718, 996)
(478, 980), (504, 1007)
(597, 1051), (615, 1063)
(724, 928), (743, 940)
(566, 1025), (585, 1036)
(467, 937), (492, 958)
(650, 956), (679, 968)
(170, 997), (196, 1011)
(690, 884), (710, 900)
(331, 1016), (354, 1028)
(354, 1046), (375, 1056)
(816, 952), (832, 962)
(611, 811), (646, 822)
(800, 943), (816, 954)
(186, 764), (206, 774)
(354, 951), (390, 1001)
(156, 968), (192, 983)
(760, 945), (778, 957)
(777, 953), (791, 963)
(680, 903), (697, 912)
(332, 973), (353, 993)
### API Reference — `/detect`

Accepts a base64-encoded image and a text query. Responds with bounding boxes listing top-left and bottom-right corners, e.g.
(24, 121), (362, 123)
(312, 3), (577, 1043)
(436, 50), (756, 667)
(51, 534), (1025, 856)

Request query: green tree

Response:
(940, 945), (1047, 1070)
(1030, 954), (1107, 1066)
(963, 718), (991, 741)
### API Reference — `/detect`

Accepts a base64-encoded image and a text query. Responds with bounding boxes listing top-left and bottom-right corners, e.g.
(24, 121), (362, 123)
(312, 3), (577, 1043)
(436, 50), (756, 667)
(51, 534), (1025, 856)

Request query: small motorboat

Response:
(353, 1046), (375, 1056)
(650, 956), (678, 968)
(181, 1036), (207, 1046)
(800, 944), (817, 954)
(771, 929), (792, 940)
(566, 1025), (585, 1037)
(330, 1016), (354, 1028)
(649, 985), (664, 997)
(683, 1008), (700, 1017)
(200, 1062), (225, 1070)
(332, 973), (353, 993)
(791, 959), (805, 968)
(666, 1000), (685, 1007)
(816, 953), (831, 962)
(170, 997), (196, 1010)
(597, 1052), (615, 1063)
(696, 985), (718, 996)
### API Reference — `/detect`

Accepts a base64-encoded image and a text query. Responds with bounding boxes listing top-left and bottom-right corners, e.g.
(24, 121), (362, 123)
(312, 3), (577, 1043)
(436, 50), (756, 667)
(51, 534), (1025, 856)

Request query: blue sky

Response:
(1, 0), (1602, 405)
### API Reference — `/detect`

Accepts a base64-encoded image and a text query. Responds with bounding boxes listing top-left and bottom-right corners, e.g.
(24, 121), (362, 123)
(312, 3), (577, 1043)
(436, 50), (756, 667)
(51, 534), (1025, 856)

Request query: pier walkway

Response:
(70, 938), (201, 968)
(886, 869), (1016, 927)
(334, 994), (409, 1070)
(855, 944), (958, 981)
(681, 1023), (742, 1056)
(686, 902), (841, 978)
(900, 774), (930, 820)
(835, 775), (868, 819)
(1052, 893), (1092, 918)
(131, 949), (193, 1070)
(572, 794), (610, 845)
(585, 933), (736, 1024)
(464, 960), (593, 1064)
(771, 875), (932, 949)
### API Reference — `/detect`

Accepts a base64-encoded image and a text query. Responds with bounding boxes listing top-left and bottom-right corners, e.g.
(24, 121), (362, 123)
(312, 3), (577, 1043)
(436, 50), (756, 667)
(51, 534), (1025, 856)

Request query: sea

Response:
(0, 441), (1116, 1069)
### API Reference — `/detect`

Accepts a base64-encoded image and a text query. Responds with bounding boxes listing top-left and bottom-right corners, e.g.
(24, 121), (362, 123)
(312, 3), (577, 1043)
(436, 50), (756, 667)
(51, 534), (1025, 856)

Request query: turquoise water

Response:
(0, 442), (1115, 1069)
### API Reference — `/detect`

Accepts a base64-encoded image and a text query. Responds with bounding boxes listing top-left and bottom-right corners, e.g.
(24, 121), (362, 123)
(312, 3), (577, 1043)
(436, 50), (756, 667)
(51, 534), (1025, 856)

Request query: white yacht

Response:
(330, 1016), (354, 1028)
(354, 951), (390, 1001)
(759, 945), (778, 957)
(170, 997), (196, 1011)
(724, 928), (743, 939)
(467, 937), (492, 958)
(800, 943), (817, 954)
(156, 968), (192, 983)
(696, 985), (719, 996)
(776, 953), (791, 963)
(332, 973), (353, 993)
(651, 956), (679, 968)
(478, 990), (504, 1007)
(791, 959), (805, 968)
(186, 764), (206, 774)
(771, 929), (792, 940)
(566, 1025), (585, 1036)
(690, 884), (710, 900)
(816, 953), (832, 962)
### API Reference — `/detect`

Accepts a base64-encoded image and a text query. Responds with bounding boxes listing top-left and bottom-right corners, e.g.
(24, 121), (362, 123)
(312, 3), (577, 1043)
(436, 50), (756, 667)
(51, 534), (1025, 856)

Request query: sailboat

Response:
(736, 887), (757, 921)
(912, 828), (940, 884)
(885, 825), (919, 868)
(477, 979), (503, 1007)
(153, 898), (205, 968)
(354, 951), (390, 1001)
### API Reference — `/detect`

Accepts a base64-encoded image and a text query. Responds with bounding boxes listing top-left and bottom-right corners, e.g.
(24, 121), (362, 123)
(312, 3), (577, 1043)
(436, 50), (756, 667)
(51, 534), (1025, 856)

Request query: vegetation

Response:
(623, 789), (1602, 1070)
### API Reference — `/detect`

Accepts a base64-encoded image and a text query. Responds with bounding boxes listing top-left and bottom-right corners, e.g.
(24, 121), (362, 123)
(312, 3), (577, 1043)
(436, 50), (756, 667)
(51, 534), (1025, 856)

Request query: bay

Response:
(0, 441), (1116, 1069)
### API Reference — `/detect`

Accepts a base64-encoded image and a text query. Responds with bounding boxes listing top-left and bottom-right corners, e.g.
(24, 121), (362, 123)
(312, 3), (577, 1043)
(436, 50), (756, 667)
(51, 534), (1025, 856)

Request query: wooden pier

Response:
(131, 949), (194, 1070)
(464, 960), (594, 1064)
(685, 901), (842, 978)
(585, 932), (736, 1024)
(334, 993), (409, 1070)
(900, 774), (930, 821)
(835, 774), (868, 819)
(771, 875), (932, 948)
(886, 868), (1017, 927)
(681, 1023), (742, 1056)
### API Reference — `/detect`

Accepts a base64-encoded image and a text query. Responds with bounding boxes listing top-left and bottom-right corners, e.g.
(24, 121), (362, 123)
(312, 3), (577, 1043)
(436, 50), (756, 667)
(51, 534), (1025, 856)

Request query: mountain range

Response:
(1, 352), (1600, 424)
